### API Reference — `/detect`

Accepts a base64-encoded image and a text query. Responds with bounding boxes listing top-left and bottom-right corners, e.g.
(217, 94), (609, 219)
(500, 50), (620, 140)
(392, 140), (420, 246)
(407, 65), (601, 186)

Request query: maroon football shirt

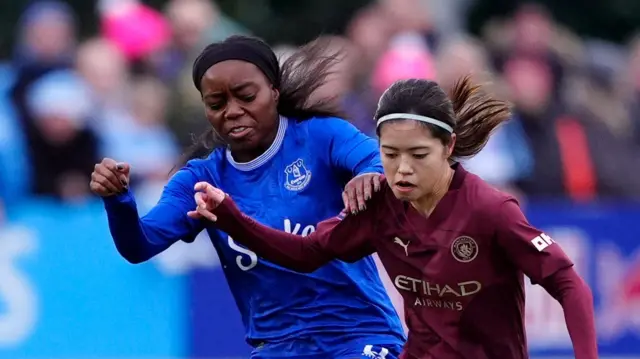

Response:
(213, 164), (596, 359)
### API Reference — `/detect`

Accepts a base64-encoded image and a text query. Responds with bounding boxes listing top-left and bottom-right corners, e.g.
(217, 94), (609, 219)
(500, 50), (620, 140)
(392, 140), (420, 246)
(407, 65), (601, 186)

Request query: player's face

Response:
(200, 60), (280, 156)
(379, 120), (453, 201)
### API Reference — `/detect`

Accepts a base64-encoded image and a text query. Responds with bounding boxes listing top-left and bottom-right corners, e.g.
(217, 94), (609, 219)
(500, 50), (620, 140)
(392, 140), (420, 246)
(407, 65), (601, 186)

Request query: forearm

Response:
(214, 196), (332, 272)
(541, 267), (598, 359)
(103, 192), (172, 263)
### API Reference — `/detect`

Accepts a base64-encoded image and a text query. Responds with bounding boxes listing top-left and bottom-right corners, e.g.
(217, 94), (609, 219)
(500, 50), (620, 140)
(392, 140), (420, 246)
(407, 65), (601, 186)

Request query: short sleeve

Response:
(494, 199), (573, 284)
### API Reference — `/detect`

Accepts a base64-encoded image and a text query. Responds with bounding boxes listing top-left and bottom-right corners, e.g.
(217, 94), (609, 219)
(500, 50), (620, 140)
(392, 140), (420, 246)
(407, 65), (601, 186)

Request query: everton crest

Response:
(284, 158), (312, 191)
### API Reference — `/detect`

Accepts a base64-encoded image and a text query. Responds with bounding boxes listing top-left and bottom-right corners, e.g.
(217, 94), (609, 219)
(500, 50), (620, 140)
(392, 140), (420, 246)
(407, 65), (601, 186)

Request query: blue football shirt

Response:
(103, 116), (405, 352)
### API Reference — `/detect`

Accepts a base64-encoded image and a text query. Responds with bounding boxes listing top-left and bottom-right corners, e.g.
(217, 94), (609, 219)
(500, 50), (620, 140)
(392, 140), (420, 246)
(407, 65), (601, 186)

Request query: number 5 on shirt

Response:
(228, 236), (258, 271)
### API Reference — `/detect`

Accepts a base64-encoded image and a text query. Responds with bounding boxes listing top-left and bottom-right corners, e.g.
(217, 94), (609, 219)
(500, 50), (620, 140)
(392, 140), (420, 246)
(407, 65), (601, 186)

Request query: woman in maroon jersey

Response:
(188, 76), (598, 359)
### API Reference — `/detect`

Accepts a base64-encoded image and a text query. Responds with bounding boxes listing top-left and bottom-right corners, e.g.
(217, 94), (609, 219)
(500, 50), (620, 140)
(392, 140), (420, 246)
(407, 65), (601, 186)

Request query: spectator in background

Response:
(304, 36), (377, 136)
(157, 0), (217, 82)
(99, 0), (171, 66)
(12, 1), (76, 70)
(435, 35), (492, 90)
(503, 56), (569, 198)
(25, 70), (98, 202)
(76, 38), (129, 112)
(9, 1), (77, 106)
(378, 0), (439, 50)
(157, 0), (250, 149)
(562, 61), (640, 199)
(436, 35), (533, 191)
(7, 2), (78, 202)
(98, 75), (178, 191)
(346, 5), (395, 81)
(163, 0), (249, 62)
(491, 4), (565, 97)
(510, 46), (640, 200)
(371, 32), (436, 98)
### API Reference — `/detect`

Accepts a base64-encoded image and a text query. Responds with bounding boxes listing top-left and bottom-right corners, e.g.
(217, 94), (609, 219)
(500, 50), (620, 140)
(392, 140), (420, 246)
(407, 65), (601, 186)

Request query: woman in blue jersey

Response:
(90, 35), (405, 359)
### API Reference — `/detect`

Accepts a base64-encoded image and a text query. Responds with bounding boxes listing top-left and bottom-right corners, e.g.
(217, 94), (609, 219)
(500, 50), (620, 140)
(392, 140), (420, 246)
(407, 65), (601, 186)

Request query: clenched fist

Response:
(89, 158), (131, 197)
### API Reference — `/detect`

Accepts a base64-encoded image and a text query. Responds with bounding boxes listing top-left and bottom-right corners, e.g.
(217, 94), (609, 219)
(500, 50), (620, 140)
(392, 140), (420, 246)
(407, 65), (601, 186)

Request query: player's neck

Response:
(411, 166), (455, 217)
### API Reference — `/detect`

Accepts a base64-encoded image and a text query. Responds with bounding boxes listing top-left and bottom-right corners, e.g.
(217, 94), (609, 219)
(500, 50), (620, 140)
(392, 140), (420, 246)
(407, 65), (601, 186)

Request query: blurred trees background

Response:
(0, 0), (638, 58)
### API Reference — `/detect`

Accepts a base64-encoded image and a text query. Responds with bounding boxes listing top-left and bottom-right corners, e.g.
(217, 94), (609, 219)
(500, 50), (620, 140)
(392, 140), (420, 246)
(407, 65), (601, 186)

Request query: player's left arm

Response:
(494, 199), (598, 359)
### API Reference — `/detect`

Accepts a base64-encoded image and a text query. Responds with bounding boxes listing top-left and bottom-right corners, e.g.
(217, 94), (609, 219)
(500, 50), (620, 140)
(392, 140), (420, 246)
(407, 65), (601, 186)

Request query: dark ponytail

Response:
(277, 36), (347, 119)
(448, 76), (511, 158)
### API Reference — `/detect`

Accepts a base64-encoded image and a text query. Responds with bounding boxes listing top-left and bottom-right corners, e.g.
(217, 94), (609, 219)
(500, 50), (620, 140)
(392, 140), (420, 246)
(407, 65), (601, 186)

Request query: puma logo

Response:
(393, 237), (410, 256)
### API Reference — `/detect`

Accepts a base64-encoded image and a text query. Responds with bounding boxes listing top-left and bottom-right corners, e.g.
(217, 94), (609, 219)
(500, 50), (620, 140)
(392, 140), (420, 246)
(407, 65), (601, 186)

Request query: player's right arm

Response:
(494, 198), (598, 359)
(190, 182), (377, 272)
(91, 158), (204, 263)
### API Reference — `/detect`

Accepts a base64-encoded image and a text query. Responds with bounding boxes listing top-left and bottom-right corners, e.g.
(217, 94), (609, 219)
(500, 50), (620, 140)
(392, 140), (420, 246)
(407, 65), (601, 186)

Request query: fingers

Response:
(194, 192), (208, 208)
(94, 163), (125, 190)
(372, 174), (382, 192)
(90, 158), (130, 197)
(343, 180), (361, 214)
(344, 174), (382, 214)
(342, 190), (351, 213)
(194, 182), (225, 204)
(89, 181), (110, 196)
(196, 206), (217, 221)
(191, 182), (223, 222)
(190, 192), (217, 221)
(100, 158), (129, 186)
(187, 208), (216, 221)
(115, 162), (131, 175)
(345, 185), (358, 214)
(362, 175), (373, 202)
(354, 178), (366, 211)
(115, 162), (131, 184)
(101, 157), (118, 170)
(187, 210), (203, 219)
(91, 172), (120, 194)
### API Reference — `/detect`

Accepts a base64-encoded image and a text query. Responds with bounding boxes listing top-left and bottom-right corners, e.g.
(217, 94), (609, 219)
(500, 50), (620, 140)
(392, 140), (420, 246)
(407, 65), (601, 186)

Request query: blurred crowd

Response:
(1, 0), (640, 222)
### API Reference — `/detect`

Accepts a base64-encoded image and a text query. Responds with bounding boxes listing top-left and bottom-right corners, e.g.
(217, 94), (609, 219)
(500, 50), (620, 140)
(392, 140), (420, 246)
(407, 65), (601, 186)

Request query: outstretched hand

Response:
(187, 182), (226, 222)
(342, 173), (382, 214)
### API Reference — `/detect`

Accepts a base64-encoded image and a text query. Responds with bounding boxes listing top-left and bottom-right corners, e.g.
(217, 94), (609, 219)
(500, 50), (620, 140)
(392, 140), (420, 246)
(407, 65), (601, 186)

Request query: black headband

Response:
(192, 37), (281, 92)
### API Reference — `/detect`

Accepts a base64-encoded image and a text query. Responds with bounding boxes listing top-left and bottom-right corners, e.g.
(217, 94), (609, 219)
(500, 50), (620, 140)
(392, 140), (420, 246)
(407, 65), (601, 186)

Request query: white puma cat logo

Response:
(393, 237), (410, 256)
